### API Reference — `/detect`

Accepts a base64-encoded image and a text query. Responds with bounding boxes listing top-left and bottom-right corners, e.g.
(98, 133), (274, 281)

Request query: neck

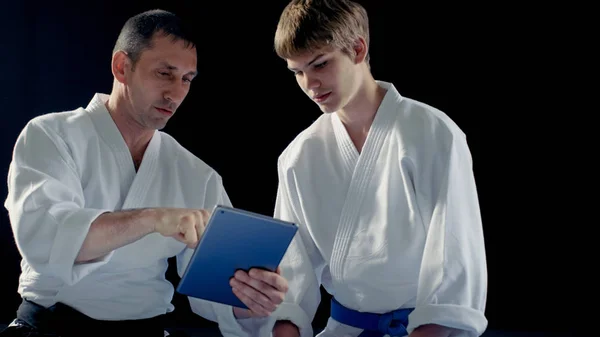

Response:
(105, 87), (154, 163)
(337, 70), (387, 152)
(337, 72), (386, 134)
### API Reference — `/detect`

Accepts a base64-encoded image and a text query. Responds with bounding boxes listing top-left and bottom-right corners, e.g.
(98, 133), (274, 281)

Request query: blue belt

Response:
(330, 298), (414, 337)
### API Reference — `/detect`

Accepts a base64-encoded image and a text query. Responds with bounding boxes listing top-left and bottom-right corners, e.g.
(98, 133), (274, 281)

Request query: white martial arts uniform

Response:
(238, 81), (488, 337)
(4, 93), (245, 335)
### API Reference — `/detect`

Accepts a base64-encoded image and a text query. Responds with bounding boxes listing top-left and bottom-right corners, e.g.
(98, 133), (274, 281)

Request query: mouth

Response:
(155, 107), (174, 116)
(313, 92), (332, 103)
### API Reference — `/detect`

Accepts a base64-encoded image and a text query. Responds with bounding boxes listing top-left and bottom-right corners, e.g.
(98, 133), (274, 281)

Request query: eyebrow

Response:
(159, 62), (197, 78)
(288, 53), (325, 72)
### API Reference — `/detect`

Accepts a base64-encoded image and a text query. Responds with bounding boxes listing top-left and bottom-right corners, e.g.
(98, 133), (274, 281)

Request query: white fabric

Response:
(237, 81), (488, 337)
(4, 93), (246, 334)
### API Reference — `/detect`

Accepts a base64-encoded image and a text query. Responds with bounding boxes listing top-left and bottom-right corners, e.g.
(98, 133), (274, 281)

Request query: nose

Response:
(164, 81), (189, 105)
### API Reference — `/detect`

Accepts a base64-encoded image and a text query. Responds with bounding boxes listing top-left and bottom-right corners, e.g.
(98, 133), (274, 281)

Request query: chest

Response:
(294, 138), (425, 257)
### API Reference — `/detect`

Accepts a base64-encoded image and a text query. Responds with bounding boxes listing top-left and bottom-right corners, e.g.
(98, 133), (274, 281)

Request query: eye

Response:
(158, 71), (170, 78)
(314, 61), (328, 69)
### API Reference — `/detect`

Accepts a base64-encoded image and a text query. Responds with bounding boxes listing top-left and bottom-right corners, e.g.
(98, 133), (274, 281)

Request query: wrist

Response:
(409, 324), (455, 337)
(232, 307), (250, 319)
(139, 208), (160, 234)
(273, 320), (299, 337)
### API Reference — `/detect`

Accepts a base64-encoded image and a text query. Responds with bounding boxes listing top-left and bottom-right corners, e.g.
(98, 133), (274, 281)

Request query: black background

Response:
(0, 1), (590, 336)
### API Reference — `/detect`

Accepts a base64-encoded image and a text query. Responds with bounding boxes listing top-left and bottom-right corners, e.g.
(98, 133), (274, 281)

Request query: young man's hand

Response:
(231, 266), (288, 317)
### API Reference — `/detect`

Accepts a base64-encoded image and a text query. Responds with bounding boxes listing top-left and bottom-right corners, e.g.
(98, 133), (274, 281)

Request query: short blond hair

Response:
(274, 0), (370, 64)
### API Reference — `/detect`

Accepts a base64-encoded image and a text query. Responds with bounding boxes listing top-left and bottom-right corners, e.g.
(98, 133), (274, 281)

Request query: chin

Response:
(153, 116), (171, 130)
(149, 121), (168, 130)
(319, 104), (338, 114)
(315, 100), (335, 113)
(318, 96), (342, 114)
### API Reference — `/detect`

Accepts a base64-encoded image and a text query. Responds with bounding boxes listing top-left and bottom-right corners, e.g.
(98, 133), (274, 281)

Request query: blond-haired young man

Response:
(230, 1), (487, 336)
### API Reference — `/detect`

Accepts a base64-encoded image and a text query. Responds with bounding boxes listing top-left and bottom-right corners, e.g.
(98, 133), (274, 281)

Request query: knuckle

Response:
(260, 294), (271, 305)
(252, 269), (265, 281)
(275, 293), (285, 304)
(267, 298), (278, 310)
(180, 214), (192, 224)
(268, 274), (278, 285)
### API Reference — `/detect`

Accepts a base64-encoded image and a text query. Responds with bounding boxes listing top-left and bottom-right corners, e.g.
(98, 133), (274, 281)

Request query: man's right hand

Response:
(77, 207), (211, 263)
(153, 208), (211, 248)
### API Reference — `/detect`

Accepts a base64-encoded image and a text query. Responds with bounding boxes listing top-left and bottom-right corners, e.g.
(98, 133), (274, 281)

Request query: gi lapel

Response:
(329, 83), (401, 282)
(120, 132), (161, 209)
(332, 113), (359, 175)
(86, 96), (161, 210)
(87, 97), (138, 209)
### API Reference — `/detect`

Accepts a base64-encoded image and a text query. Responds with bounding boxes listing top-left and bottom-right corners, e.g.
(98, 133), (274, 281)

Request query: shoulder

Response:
(392, 96), (474, 173)
(158, 131), (223, 181)
(277, 113), (332, 170)
(17, 107), (90, 146)
(373, 81), (467, 149)
(157, 131), (229, 208)
(399, 97), (465, 141)
(389, 94), (469, 162)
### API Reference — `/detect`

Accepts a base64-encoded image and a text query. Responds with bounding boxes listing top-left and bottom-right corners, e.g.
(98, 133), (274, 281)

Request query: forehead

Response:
(139, 34), (197, 71)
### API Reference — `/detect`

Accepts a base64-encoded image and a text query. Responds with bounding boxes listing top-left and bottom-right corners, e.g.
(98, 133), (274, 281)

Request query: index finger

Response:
(249, 268), (288, 292)
(199, 208), (211, 222)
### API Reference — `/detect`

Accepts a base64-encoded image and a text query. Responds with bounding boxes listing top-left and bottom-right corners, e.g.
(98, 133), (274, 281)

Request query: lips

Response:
(313, 92), (331, 103)
(155, 107), (173, 115)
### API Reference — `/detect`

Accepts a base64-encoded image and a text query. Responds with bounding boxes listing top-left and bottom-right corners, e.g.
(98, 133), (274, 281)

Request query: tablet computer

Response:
(176, 205), (298, 309)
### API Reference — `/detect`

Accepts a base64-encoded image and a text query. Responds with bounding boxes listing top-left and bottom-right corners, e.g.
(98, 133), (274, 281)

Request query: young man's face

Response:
(286, 46), (362, 114)
(124, 33), (197, 130)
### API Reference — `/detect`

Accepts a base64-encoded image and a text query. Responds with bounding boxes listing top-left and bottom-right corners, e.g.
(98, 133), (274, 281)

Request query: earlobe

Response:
(111, 51), (128, 84)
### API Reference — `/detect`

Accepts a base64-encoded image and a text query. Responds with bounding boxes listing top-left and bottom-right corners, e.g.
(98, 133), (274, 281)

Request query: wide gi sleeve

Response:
(4, 120), (113, 286)
(245, 159), (324, 337)
(176, 173), (254, 337)
(408, 129), (488, 337)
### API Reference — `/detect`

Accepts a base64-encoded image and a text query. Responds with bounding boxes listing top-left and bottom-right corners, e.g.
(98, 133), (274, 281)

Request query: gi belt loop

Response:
(330, 297), (414, 337)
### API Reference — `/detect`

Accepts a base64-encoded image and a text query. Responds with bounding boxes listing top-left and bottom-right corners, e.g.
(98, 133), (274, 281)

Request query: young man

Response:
(233, 1), (488, 336)
(1, 9), (287, 337)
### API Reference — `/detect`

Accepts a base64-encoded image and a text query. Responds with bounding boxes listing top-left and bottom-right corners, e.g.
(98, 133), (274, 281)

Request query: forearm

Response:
(76, 208), (156, 262)
(409, 324), (456, 337)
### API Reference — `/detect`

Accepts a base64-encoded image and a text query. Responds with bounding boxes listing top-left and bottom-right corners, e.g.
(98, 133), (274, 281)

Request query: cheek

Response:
(295, 76), (308, 94)
(341, 66), (356, 89)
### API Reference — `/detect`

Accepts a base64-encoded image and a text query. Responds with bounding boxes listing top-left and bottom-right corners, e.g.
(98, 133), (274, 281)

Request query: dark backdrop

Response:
(0, 1), (589, 336)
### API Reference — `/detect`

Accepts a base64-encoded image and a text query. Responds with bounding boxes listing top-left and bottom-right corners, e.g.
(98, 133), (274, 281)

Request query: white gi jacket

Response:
(4, 93), (245, 335)
(236, 81), (488, 337)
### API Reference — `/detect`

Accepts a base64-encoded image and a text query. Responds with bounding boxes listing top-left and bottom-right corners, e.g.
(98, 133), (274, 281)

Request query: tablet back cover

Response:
(176, 205), (298, 309)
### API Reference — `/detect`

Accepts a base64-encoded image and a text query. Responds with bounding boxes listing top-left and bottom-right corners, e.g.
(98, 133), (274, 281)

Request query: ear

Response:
(111, 50), (129, 84)
(352, 36), (368, 64)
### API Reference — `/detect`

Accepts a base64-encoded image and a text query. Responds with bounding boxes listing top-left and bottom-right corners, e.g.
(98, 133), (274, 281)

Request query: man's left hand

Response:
(230, 266), (288, 318)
